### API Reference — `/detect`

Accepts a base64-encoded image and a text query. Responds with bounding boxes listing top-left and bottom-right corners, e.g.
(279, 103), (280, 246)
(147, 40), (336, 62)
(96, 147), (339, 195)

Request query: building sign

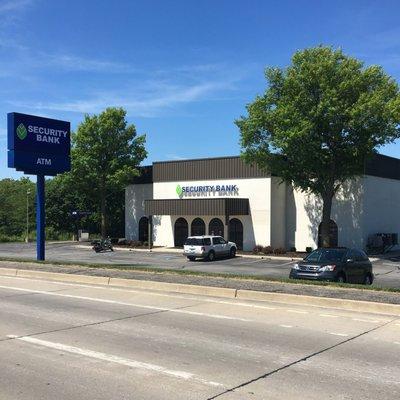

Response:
(7, 112), (71, 262)
(176, 183), (239, 198)
(7, 112), (71, 176)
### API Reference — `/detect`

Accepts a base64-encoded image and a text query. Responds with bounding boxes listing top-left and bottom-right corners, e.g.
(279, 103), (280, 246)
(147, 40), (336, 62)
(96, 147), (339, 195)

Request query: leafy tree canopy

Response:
(236, 46), (400, 246)
(71, 107), (147, 237)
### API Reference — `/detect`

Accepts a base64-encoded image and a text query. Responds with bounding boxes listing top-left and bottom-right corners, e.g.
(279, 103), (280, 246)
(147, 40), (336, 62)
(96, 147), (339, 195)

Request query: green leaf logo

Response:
(16, 123), (27, 140)
(176, 184), (183, 197)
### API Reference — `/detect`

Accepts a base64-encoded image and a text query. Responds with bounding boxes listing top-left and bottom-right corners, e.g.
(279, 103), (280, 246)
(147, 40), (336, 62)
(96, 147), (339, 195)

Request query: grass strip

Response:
(0, 256), (399, 294)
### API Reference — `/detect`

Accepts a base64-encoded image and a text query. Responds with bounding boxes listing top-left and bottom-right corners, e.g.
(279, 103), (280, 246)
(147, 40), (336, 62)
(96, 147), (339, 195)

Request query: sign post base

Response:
(36, 174), (45, 261)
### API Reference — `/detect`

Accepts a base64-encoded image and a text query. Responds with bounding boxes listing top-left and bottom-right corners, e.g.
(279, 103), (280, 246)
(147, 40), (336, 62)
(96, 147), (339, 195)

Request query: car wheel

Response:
(336, 274), (346, 283)
(364, 274), (373, 285)
(230, 247), (236, 258)
(207, 251), (215, 262)
(187, 256), (195, 261)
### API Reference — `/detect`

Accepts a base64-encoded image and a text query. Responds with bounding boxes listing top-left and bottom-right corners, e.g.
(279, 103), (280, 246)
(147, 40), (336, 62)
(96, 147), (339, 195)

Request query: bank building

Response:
(125, 154), (400, 251)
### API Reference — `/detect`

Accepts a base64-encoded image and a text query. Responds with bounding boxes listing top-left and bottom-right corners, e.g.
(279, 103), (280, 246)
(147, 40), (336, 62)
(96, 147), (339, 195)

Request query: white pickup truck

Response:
(183, 235), (237, 261)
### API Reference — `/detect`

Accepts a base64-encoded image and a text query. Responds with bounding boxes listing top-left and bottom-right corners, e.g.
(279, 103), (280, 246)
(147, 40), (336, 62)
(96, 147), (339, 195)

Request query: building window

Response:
(138, 216), (149, 243)
(174, 218), (188, 247)
(318, 220), (338, 247)
(229, 218), (243, 250)
(191, 218), (205, 236)
(209, 218), (224, 237)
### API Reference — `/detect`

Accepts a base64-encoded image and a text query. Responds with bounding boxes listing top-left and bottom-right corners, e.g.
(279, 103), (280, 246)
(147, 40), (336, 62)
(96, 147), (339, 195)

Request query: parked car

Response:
(183, 236), (237, 261)
(289, 247), (374, 285)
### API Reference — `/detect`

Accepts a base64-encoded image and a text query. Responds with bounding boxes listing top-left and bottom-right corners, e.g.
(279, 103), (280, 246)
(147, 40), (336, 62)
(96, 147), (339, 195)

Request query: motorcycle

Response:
(92, 237), (114, 253)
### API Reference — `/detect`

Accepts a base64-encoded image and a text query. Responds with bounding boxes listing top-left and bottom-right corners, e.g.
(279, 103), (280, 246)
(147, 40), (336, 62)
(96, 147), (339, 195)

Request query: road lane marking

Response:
(287, 310), (308, 314)
(7, 335), (223, 387)
(0, 277), (391, 322)
(394, 342), (400, 345)
(352, 318), (380, 323)
(319, 314), (339, 318)
(329, 332), (349, 337)
(279, 325), (293, 328)
(0, 285), (252, 322)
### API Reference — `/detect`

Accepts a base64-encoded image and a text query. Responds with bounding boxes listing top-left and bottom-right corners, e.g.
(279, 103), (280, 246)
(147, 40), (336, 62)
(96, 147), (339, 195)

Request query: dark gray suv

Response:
(289, 248), (374, 285)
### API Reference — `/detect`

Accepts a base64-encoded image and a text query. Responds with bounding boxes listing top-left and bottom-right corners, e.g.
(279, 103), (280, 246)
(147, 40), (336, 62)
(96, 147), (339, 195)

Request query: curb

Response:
(1, 267), (399, 316)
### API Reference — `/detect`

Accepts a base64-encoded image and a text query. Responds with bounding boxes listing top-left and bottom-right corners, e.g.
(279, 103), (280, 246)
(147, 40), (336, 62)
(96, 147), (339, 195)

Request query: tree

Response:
(71, 107), (147, 237)
(0, 178), (35, 239)
(236, 46), (400, 247)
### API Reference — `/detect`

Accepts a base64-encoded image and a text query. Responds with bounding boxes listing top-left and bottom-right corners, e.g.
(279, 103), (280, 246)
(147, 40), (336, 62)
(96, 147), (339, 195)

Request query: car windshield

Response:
(305, 248), (346, 263)
(185, 238), (205, 246)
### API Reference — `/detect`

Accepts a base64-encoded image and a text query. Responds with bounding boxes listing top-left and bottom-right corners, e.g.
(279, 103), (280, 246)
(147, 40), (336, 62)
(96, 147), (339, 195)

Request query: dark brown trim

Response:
(131, 153), (400, 184)
(365, 154), (400, 181)
(153, 156), (268, 182)
(144, 198), (249, 216)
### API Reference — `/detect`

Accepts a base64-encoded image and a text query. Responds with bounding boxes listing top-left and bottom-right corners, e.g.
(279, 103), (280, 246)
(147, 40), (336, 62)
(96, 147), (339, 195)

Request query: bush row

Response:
(252, 245), (286, 255)
(117, 239), (149, 248)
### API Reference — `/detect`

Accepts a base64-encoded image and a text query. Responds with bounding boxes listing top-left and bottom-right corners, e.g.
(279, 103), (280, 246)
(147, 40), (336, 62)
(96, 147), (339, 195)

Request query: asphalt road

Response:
(0, 274), (399, 399)
(0, 242), (400, 288)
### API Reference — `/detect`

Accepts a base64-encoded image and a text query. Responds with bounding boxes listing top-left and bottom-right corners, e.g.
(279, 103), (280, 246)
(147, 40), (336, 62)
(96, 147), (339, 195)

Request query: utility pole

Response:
(26, 189), (31, 243)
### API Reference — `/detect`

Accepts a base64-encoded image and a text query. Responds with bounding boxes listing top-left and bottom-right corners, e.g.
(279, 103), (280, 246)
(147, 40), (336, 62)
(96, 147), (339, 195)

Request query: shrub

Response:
(0, 234), (24, 242)
(262, 246), (274, 254)
(273, 247), (286, 254)
(252, 245), (263, 254)
(306, 247), (313, 253)
(289, 246), (296, 252)
(128, 240), (143, 248)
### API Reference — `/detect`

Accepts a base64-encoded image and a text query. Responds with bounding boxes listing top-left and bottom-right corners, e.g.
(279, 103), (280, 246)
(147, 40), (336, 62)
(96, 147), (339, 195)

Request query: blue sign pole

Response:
(36, 174), (45, 261)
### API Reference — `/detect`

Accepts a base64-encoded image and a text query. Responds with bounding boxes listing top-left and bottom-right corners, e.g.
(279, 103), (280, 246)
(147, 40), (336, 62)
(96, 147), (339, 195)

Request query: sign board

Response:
(7, 112), (71, 261)
(176, 183), (239, 198)
(7, 112), (71, 176)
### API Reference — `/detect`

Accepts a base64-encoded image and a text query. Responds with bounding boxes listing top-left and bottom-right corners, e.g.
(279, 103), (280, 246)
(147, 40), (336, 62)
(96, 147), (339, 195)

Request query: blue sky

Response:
(1, 0), (400, 179)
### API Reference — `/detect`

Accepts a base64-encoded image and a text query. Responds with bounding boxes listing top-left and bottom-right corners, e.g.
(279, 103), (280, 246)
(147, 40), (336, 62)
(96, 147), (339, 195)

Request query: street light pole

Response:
(26, 189), (31, 243)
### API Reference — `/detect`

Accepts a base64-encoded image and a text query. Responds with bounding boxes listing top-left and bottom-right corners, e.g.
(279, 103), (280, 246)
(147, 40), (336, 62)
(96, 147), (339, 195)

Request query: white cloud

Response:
(42, 53), (133, 73)
(0, 0), (33, 13)
(11, 78), (236, 117)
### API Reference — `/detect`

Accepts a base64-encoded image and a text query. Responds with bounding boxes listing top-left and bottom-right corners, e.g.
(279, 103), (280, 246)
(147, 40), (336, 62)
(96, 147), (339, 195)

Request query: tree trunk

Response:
(100, 189), (107, 239)
(320, 189), (334, 248)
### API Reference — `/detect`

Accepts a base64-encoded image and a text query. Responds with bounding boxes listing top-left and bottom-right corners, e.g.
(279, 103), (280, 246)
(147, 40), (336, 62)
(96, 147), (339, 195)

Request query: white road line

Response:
(394, 342), (400, 345)
(0, 276), (280, 310)
(7, 335), (223, 387)
(352, 318), (380, 323)
(329, 332), (349, 337)
(319, 314), (339, 318)
(279, 324), (293, 328)
(287, 310), (308, 314)
(0, 285), (252, 322)
(395, 323), (400, 327)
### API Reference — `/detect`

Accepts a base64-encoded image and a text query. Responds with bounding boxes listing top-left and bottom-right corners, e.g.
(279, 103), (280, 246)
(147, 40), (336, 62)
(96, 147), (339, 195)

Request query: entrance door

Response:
(229, 218), (243, 250)
(191, 218), (205, 236)
(209, 218), (224, 237)
(138, 216), (149, 243)
(174, 218), (188, 247)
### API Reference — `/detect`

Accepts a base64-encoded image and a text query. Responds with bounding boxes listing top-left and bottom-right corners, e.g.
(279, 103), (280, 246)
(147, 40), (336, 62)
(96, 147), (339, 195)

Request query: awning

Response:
(144, 198), (249, 216)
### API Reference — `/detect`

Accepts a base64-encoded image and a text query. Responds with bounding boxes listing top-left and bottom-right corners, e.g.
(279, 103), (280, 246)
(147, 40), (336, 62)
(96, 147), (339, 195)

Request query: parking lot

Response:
(0, 242), (399, 289)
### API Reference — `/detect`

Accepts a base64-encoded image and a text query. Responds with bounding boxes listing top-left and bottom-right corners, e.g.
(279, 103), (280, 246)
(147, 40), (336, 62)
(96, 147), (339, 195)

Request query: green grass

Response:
(0, 256), (399, 294)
